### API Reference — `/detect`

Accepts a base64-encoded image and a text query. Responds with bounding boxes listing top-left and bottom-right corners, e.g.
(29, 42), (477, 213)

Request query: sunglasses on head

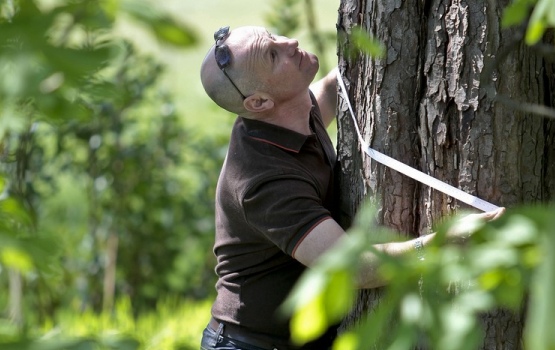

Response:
(214, 26), (247, 100)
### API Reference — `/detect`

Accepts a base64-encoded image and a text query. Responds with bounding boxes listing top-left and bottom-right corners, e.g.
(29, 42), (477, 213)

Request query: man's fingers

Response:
(467, 207), (505, 223)
(486, 207), (506, 221)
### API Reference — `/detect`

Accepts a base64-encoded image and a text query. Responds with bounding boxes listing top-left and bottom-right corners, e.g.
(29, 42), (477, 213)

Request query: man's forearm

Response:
(355, 234), (435, 289)
(311, 67), (339, 127)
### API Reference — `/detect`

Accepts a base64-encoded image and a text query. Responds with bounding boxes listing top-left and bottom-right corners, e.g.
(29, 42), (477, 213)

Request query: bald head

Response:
(200, 26), (320, 119)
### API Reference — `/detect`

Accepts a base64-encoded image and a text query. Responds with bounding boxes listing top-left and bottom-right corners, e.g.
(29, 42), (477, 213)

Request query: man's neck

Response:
(251, 92), (313, 135)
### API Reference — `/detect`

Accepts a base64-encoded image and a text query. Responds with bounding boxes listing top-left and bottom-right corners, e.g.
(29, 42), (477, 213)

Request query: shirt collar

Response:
(241, 115), (313, 153)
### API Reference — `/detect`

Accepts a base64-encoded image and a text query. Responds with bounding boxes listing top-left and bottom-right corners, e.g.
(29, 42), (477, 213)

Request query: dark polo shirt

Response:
(211, 94), (338, 344)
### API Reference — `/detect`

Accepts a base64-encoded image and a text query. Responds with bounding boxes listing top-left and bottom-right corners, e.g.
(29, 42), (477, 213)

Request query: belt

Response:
(209, 317), (281, 350)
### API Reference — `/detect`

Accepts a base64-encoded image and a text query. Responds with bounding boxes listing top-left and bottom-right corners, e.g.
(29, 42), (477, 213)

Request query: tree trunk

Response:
(336, 0), (555, 349)
(8, 268), (23, 328)
(102, 231), (119, 312)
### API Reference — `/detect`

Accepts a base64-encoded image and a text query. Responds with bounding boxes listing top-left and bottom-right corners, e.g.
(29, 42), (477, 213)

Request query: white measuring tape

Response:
(337, 71), (500, 212)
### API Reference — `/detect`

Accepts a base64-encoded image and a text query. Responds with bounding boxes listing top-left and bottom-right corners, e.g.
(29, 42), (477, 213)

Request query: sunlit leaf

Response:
(526, 0), (549, 44)
(333, 331), (358, 350)
(478, 269), (503, 290)
(100, 0), (120, 21)
(400, 293), (424, 324)
(521, 245), (543, 267)
(0, 246), (34, 271)
(290, 292), (328, 345)
(283, 270), (327, 312)
(324, 270), (355, 321)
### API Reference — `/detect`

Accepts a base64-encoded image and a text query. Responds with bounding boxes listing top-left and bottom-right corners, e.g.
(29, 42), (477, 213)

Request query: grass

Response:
(38, 298), (212, 350)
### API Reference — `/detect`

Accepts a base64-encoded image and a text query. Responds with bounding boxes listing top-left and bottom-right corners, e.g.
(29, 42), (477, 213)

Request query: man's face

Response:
(227, 26), (319, 102)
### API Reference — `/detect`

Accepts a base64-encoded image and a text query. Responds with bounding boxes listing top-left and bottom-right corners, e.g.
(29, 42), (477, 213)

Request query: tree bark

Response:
(336, 0), (555, 348)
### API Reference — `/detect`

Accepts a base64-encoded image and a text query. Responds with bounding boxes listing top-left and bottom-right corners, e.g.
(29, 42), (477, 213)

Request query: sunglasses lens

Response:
(215, 46), (231, 68)
(212, 26), (246, 99)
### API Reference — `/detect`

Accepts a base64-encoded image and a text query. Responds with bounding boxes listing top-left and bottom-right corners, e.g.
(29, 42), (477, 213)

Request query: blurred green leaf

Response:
(489, 214), (539, 246)
(150, 22), (196, 47)
(284, 203), (392, 345)
(41, 45), (112, 82)
(120, 0), (197, 47)
(0, 176), (6, 194)
(438, 305), (476, 350)
(332, 332), (358, 350)
(0, 197), (33, 228)
(285, 203), (555, 350)
(350, 26), (385, 59)
(0, 246), (33, 272)
(502, 0), (555, 45)
(100, 334), (140, 350)
(524, 211), (555, 350)
(324, 269), (355, 320)
(290, 291), (328, 344)
(502, 0), (536, 27)
(469, 245), (519, 269)
(54, 0), (114, 32)
(525, 0), (554, 44)
(399, 293), (424, 325)
(525, 19), (547, 44)
(265, 0), (301, 36)
(2, 337), (98, 350)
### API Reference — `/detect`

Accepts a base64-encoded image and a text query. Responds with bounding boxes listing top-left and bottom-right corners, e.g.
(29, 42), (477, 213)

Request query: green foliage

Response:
(502, 0), (555, 44)
(284, 203), (555, 350)
(282, 204), (395, 345)
(42, 44), (222, 309)
(265, 0), (302, 36)
(0, 0), (216, 337)
(344, 26), (386, 61)
(0, 297), (211, 349)
(119, 0), (197, 47)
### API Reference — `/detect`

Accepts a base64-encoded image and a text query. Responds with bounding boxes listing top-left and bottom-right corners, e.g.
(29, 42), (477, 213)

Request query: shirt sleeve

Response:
(242, 176), (332, 256)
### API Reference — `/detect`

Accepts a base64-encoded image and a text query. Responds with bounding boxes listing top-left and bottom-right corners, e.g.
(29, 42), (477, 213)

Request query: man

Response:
(199, 26), (504, 350)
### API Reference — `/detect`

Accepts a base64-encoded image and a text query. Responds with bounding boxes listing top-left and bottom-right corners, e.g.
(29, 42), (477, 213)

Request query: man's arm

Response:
(310, 67), (338, 128)
(293, 208), (505, 289)
(292, 218), (435, 289)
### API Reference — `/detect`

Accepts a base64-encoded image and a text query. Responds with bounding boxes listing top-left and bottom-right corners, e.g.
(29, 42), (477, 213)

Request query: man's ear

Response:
(243, 92), (274, 113)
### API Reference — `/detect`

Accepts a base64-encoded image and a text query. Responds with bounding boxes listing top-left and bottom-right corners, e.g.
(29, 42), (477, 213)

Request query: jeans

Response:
(200, 324), (273, 350)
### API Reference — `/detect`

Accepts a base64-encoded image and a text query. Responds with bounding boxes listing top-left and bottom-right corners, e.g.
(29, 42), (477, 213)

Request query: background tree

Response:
(335, 0), (554, 348)
(0, 0), (219, 331)
(0, 1), (338, 348)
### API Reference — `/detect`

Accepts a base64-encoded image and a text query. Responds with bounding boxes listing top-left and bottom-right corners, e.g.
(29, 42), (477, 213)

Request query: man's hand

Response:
(310, 67), (338, 128)
(446, 207), (506, 244)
